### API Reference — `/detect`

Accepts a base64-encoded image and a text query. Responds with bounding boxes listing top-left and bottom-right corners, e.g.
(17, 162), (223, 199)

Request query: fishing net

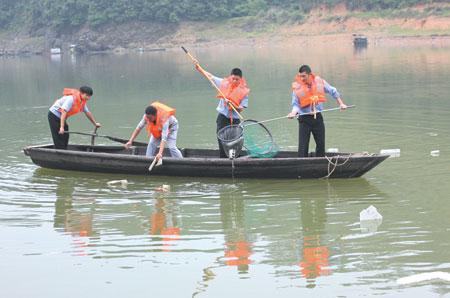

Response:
(217, 120), (279, 158)
(217, 124), (244, 158)
(241, 120), (279, 158)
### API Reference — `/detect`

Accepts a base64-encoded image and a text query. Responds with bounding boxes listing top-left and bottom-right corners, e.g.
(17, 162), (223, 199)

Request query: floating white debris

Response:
(427, 132), (438, 137)
(107, 179), (128, 188)
(155, 184), (171, 192)
(397, 271), (450, 285)
(380, 148), (400, 158)
(327, 148), (339, 153)
(360, 205), (383, 234)
(430, 150), (440, 157)
(360, 205), (382, 221)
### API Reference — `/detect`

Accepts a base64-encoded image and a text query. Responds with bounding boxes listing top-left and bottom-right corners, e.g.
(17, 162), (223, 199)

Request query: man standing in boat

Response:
(48, 86), (101, 149)
(124, 101), (183, 161)
(193, 63), (250, 158)
(287, 65), (347, 157)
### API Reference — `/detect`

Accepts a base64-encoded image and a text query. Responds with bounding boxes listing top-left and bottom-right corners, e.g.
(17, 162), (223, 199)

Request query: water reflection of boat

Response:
(24, 144), (388, 179)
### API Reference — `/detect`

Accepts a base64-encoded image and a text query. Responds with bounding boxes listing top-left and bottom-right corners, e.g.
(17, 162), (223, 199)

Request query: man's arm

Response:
(125, 128), (142, 149)
(85, 111), (102, 127)
(288, 92), (301, 118)
(59, 111), (68, 134)
(324, 80), (347, 109)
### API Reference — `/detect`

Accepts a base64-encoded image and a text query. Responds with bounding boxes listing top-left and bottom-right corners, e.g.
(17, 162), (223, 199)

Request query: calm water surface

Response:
(1, 42), (450, 297)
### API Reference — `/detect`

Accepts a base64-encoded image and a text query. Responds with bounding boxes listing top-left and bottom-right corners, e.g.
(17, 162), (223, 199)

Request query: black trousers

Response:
(48, 111), (69, 149)
(298, 113), (325, 158)
(216, 113), (240, 158)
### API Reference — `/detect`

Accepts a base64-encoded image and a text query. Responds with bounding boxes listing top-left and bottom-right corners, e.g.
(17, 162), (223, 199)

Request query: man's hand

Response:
(95, 122), (102, 128)
(287, 111), (298, 119)
(155, 152), (163, 162)
(340, 103), (348, 110)
(59, 127), (65, 135)
(124, 141), (132, 149)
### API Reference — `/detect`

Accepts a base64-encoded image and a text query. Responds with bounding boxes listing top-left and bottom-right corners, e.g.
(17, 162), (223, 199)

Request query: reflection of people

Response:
(287, 65), (347, 157)
(150, 197), (180, 252)
(53, 178), (94, 238)
(299, 198), (331, 288)
(48, 86), (101, 149)
(220, 196), (252, 273)
(194, 63), (250, 158)
(125, 102), (183, 161)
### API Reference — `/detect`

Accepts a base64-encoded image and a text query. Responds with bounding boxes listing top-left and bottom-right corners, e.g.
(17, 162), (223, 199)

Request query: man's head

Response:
(145, 105), (157, 122)
(79, 86), (93, 101)
(230, 68), (243, 86)
(298, 65), (312, 84)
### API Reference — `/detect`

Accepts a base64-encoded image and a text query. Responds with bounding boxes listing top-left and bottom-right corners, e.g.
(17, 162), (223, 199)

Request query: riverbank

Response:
(1, 3), (449, 56)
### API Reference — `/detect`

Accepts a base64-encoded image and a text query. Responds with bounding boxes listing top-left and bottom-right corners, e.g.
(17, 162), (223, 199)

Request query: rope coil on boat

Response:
(322, 154), (352, 179)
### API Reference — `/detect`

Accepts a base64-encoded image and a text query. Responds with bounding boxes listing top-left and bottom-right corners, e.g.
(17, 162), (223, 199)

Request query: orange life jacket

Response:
(59, 88), (86, 117)
(145, 101), (176, 139)
(217, 76), (250, 110)
(292, 74), (327, 108)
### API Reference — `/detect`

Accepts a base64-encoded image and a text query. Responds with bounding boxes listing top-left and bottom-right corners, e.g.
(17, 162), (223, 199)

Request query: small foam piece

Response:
(397, 272), (450, 285)
(107, 179), (128, 188)
(430, 150), (440, 157)
(360, 205), (382, 221)
(327, 148), (339, 153)
(380, 148), (401, 158)
(155, 184), (171, 192)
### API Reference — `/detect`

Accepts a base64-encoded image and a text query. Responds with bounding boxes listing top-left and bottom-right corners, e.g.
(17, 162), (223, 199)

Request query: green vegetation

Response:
(0, 0), (444, 33)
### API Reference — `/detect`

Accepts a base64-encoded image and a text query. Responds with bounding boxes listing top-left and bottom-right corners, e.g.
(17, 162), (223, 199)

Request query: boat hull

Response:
(23, 144), (388, 179)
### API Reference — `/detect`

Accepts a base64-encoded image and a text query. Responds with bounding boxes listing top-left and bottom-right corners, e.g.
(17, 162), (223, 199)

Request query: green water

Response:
(1, 43), (450, 297)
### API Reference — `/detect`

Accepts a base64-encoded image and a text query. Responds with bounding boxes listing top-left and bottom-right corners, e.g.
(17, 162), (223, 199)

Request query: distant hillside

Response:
(1, 1), (449, 55)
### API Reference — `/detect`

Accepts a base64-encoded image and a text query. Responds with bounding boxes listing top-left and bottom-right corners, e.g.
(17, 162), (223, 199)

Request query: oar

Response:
(242, 105), (356, 127)
(64, 131), (147, 146)
(181, 46), (244, 120)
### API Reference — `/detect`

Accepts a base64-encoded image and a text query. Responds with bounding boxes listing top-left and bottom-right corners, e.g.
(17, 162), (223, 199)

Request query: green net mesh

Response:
(241, 120), (279, 158)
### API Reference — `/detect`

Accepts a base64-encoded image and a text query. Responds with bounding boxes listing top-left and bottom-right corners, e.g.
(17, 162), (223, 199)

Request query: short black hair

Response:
(145, 105), (157, 116)
(79, 86), (93, 96)
(231, 68), (242, 77)
(299, 65), (311, 74)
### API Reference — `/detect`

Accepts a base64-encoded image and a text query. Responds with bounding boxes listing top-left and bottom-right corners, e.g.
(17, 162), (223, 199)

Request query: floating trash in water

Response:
(360, 205), (383, 234)
(107, 179), (128, 188)
(430, 150), (440, 157)
(397, 271), (450, 285)
(155, 184), (171, 192)
(327, 148), (339, 153)
(360, 205), (382, 221)
(380, 148), (400, 158)
(427, 132), (438, 137)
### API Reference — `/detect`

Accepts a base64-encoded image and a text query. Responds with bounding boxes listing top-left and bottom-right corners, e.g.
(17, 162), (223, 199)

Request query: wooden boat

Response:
(23, 144), (388, 179)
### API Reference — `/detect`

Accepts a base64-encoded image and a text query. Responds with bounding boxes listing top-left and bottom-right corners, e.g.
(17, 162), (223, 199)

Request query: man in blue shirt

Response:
(195, 65), (250, 158)
(287, 65), (347, 157)
(48, 86), (101, 149)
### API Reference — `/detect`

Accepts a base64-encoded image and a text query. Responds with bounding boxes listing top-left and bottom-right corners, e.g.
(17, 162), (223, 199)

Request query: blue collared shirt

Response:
(49, 95), (90, 118)
(137, 115), (178, 142)
(212, 75), (248, 119)
(291, 79), (340, 114)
